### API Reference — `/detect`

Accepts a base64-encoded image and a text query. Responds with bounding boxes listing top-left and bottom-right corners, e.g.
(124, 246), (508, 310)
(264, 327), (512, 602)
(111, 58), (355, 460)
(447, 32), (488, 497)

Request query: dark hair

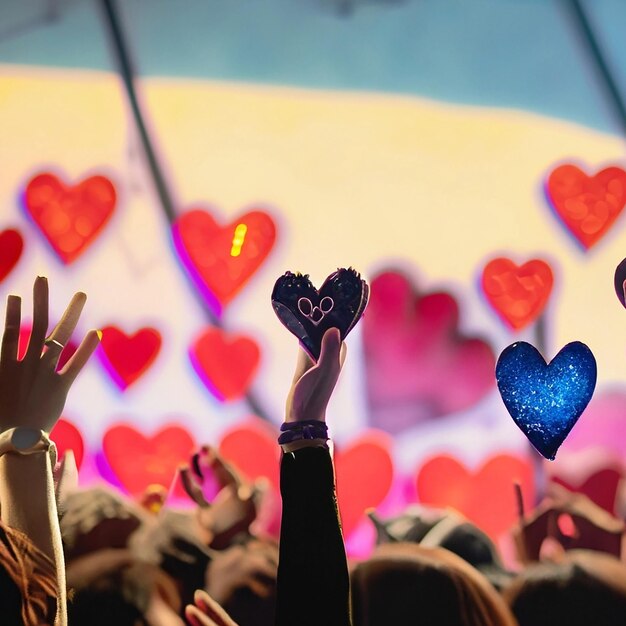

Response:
(351, 543), (516, 626)
(505, 550), (626, 626)
(68, 587), (147, 626)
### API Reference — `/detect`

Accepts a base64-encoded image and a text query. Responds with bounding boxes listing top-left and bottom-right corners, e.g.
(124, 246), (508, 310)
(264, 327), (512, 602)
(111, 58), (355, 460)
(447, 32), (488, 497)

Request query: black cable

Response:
(566, 0), (626, 137)
(99, 0), (273, 422)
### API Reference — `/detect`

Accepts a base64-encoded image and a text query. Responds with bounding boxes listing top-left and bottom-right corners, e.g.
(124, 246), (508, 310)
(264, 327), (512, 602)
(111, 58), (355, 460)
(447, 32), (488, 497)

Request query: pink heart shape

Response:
(363, 270), (495, 433)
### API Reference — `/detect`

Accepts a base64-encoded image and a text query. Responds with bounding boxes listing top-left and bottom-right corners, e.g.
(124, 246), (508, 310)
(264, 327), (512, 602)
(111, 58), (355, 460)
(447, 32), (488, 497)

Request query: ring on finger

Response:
(44, 337), (65, 350)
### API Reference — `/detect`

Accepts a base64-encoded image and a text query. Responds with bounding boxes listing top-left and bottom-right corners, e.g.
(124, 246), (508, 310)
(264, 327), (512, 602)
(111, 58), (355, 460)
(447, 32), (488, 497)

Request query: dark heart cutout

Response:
(614, 257), (626, 308)
(496, 341), (597, 460)
(272, 268), (369, 360)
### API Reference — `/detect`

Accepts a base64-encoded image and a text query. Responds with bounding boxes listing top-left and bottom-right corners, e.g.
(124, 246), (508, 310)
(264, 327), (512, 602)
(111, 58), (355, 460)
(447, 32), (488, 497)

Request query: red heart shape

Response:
(416, 454), (535, 538)
(18, 325), (78, 371)
(363, 271), (495, 434)
(23, 172), (116, 264)
(0, 228), (24, 282)
(50, 418), (84, 469)
(482, 257), (554, 330)
(98, 326), (162, 390)
(546, 164), (626, 249)
(335, 432), (394, 536)
(103, 424), (196, 496)
(173, 208), (276, 314)
(551, 468), (622, 515)
(189, 327), (260, 401)
(219, 419), (281, 489)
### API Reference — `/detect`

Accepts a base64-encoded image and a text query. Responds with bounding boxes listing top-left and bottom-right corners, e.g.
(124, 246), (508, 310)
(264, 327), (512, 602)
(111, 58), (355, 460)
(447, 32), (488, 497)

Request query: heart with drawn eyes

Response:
(271, 268), (369, 361)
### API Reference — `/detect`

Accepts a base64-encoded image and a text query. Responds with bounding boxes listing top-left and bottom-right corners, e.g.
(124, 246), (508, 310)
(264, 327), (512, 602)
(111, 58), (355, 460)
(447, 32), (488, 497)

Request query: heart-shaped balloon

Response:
(173, 208), (276, 315)
(272, 268), (369, 361)
(189, 327), (260, 401)
(416, 454), (535, 538)
(0, 228), (24, 283)
(481, 257), (554, 330)
(496, 341), (597, 460)
(98, 326), (162, 390)
(23, 172), (117, 264)
(102, 423), (196, 496)
(545, 164), (626, 250)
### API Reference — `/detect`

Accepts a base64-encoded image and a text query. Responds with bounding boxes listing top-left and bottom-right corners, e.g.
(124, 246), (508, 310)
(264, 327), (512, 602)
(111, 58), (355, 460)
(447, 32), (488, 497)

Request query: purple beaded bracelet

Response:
(278, 420), (329, 446)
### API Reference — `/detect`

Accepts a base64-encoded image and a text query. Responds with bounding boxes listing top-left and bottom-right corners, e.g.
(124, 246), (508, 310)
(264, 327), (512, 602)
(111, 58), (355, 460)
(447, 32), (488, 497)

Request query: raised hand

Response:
(285, 327), (346, 424)
(0, 276), (100, 434)
(180, 446), (259, 548)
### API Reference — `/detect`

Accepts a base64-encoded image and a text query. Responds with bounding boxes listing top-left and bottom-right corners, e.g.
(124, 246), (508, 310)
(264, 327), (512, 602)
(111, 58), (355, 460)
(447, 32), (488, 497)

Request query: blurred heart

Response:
(481, 257), (553, 330)
(219, 420), (393, 538)
(272, 268), (369, 361)
(552, 467), (622, 515)
(19, 324), (78, 371)
(335, 432), (394, 537)
(416, 454), (535, 538)
(496, 341), (597, 460)
(23, 172), (116, 263)
(173, 208), (276, 315)
(563, 390), (626, 459)
(189, 327), (260, 401)
(363, 270), (495, 434)
(50, 418), (85, 469)
(0, 228), (24, 282)
(219, 419), (281, 489)
(102, 424), (196, 496)
(98, 326), (162, 390)
(545, 164), (626, 250)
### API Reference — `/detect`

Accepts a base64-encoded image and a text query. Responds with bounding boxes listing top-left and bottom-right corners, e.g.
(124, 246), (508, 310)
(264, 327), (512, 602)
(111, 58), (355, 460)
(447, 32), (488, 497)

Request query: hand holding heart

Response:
(0, 277), (100, 434)
(286, 327), (346, 428)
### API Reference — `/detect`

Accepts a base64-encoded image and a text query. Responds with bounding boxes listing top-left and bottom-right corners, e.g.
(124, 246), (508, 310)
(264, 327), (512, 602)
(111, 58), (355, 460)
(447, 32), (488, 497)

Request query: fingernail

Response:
(96, 329), (103, 341)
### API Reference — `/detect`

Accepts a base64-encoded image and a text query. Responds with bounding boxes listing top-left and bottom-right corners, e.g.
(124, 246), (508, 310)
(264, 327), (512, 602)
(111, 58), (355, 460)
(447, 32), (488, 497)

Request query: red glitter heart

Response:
(416, 454), (535, 538)
(50, 418), (85, 469)
(0, 229), (24, 282)
(482, 257), (554, 330)
(24, 172), (116, 264)
(189, 327), (260, 401)
(98, 326), (162, 390)
(546, 164), (626, 249)
(103, 424), (196, 496)
(363, 270), (495, 434)
(173, 208), (276, 314)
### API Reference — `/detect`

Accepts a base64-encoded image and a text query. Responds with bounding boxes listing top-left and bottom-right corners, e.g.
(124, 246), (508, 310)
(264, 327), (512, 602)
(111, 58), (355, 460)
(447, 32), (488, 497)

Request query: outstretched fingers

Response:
(1, 295), (21, 363)
(58, 329), (101, 384)
(42, 292), (87, 368)
(25, 276), (49, 361)
(187, 590), (238, 626)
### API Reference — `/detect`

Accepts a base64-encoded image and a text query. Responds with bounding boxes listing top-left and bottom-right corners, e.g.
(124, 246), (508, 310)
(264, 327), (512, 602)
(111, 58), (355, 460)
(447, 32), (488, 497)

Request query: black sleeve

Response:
(275, 445), (351, 626)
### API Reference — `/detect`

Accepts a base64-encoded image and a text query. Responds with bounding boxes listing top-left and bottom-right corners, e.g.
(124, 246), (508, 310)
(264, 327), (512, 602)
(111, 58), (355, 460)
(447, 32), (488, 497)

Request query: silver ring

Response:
(44, 338), (65, 350)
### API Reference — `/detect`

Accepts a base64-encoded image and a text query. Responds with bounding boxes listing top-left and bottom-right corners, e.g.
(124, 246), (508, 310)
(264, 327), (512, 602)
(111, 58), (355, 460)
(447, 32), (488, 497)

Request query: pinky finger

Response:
(59, 329), (101, 384)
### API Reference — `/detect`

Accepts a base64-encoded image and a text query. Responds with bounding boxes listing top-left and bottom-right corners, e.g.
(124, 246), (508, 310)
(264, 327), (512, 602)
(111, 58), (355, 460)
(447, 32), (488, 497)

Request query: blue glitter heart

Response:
(496, 341), (597, 460)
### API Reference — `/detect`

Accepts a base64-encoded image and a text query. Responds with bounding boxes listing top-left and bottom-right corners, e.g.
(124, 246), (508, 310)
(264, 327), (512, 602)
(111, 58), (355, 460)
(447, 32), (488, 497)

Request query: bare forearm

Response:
(0, 452), (56, 561)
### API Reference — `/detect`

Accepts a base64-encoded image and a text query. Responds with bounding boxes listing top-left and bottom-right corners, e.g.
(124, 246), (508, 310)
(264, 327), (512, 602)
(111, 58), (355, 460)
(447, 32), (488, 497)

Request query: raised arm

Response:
(275, 327), (351, 626)
(0, 277), (100, 625)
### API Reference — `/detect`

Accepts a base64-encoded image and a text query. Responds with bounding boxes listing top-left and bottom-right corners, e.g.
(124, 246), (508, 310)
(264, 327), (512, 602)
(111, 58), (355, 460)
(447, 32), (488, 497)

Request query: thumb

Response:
(318, 328), (342, 369)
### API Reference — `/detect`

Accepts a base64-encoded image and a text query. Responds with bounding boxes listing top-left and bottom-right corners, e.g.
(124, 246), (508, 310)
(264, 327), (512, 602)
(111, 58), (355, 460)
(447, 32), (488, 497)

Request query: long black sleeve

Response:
(275, 446), (351, 626)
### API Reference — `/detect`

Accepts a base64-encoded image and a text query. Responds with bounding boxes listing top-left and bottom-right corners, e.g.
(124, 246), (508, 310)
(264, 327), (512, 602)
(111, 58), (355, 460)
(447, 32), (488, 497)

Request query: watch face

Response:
(11, 428), (44, 451)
